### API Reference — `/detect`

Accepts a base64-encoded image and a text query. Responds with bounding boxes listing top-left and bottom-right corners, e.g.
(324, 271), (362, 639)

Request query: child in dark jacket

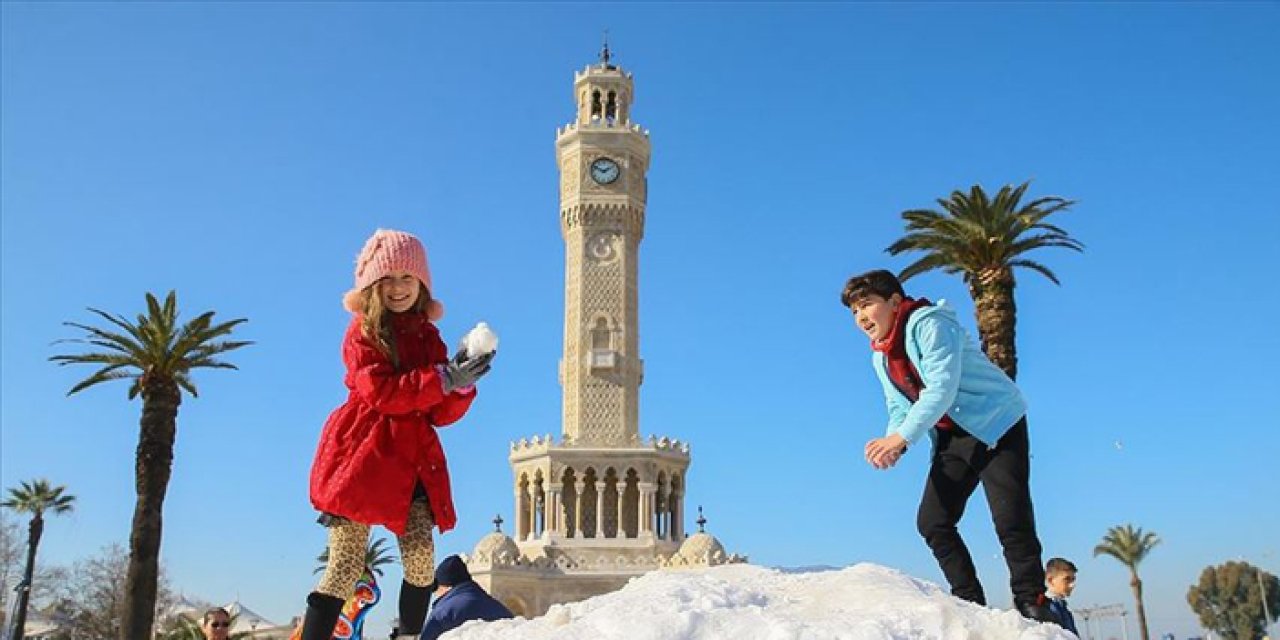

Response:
(420, 555), (514, 640)
(1045, 557), (1080, 636)
(841, 269), (1057, 625)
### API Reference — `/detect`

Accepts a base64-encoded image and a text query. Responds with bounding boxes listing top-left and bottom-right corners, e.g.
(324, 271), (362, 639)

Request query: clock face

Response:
(590, 157), (620, 185)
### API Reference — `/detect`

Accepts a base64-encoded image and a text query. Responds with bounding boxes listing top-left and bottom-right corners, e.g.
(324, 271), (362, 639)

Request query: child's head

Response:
(1045, 557), (1078, 597)
(342, 228), (443, 321)
(841, 269), (906, 342)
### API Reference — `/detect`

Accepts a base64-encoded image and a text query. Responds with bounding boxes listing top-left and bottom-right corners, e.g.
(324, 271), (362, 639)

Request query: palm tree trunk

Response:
(1130, 571), (1150, 640)
(970, 267), (1019, 380)
(8, 516), (42, 640)
(120, 382), (180, 640)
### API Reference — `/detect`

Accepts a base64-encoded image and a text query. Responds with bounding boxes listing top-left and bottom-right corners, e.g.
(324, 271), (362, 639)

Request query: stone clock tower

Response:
(555, 43), (649, 447)
(462, 46), (741, 619)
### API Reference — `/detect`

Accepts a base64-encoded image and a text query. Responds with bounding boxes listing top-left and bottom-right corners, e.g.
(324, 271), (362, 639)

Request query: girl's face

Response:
(378, 271), (421, 313)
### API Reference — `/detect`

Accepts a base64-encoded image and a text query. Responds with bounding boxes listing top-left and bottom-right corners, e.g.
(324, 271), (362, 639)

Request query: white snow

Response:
(443, 563), (1075, 640)
(462, 322), (499, 357)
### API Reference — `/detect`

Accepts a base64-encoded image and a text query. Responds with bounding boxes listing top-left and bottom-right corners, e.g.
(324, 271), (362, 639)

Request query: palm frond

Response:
(1007, 259), (1063, 285)
(173, 372), (199, 398)
(85, 307), (148, 345)
(56, 321), (146, 359)
(50, 351), (138, 367)
(899, 253), (963, 282)
(66, 369), (137, 396)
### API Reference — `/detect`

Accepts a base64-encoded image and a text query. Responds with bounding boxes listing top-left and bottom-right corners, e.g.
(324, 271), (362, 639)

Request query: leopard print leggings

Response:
(316, 499), (436, 599)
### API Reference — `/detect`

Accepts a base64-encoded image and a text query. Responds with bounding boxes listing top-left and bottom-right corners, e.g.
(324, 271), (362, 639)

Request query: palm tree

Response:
(314, 535), (398, 578)
(2, 479), (76, 640)
(887, 181), (1083, 379)
(50, 291), (249, 640)
(1094, 524), (1161, 640)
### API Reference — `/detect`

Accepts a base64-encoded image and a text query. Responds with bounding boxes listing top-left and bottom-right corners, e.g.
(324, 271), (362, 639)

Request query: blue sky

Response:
(3, 3), (1278, 638)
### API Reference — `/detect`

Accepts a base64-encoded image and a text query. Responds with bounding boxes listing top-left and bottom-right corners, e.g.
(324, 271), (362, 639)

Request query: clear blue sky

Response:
(3, 3), (1277, 638)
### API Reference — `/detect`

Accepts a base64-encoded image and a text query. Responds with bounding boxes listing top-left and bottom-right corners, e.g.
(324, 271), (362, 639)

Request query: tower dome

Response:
(677, 532), (726, 564)
(471, 515), (521, 564)
(674, 507), (730, 565)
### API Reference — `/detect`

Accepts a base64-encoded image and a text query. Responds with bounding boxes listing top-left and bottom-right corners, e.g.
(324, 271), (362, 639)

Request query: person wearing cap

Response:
(419, 555), (513, 640)
(298, 229), (497, 640)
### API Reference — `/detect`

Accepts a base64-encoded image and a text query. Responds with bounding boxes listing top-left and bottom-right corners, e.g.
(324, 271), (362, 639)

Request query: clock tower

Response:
(555, 42), (650, 446)
(462, 46), (741, 620)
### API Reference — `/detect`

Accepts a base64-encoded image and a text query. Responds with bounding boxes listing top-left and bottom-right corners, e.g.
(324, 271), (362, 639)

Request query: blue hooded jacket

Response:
(419, 580), (513, 640)
(872, 301), (1027, 447)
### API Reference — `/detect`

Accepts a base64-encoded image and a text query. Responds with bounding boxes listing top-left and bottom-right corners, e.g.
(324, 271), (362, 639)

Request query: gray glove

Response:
(441, 349), (495, 393)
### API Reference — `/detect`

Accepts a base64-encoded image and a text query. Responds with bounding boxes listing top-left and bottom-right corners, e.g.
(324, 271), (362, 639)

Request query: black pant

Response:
(916, 418), (1045, 606)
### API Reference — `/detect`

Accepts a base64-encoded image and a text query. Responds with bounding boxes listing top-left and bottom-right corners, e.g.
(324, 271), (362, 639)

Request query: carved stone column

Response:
(574, 478), (587, 539)
(675, 492), (685, 539)
(616, 483), (626, 539)
(515, 485), (528, 541)
(547, 483), (562, 538)
(594, 479), (605, 538)
(657, 482), (670, 539)
(638, 482), (655, 534)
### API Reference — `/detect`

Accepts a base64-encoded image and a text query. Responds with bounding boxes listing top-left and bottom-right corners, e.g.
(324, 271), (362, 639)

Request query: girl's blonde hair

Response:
(356, 280), (434, 369)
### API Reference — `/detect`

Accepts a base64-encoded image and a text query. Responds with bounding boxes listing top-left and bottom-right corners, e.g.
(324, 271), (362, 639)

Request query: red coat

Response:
(310, 313), (475, 535)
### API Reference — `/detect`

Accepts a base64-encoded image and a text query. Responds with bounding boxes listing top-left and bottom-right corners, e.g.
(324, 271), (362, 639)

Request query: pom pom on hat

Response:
(341, 228), (443, 318)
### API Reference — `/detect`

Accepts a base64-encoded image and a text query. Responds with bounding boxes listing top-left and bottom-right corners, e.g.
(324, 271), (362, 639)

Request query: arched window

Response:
(591, 90), (603, 119)
(591, 317), (611, 350)
(622, 468), (640, 538)
(518, 472), (531, 541)
(602, 467), (620, 538)
(582, 467), (599, 538)
(561, 467), (578, 538)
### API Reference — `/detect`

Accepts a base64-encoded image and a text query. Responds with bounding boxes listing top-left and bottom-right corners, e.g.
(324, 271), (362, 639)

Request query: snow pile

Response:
(445, 563), (1074, 640)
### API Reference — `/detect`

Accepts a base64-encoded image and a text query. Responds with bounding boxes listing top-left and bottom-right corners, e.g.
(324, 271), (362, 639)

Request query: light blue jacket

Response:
(872, 301), (1027, 448)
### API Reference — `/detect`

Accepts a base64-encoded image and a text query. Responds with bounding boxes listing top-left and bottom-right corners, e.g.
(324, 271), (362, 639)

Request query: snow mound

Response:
(445, 563), (1074, 640)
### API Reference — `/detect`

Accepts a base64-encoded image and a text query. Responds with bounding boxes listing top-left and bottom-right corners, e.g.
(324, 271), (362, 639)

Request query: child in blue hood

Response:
(841, 269), (1058, 625)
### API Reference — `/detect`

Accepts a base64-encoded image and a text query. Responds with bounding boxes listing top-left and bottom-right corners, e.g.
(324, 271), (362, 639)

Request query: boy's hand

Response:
(865, 434), (908, 470)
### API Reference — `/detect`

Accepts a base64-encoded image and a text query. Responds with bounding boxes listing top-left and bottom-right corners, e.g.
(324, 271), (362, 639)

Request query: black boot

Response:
(1016, 593), (1062, 626)
(300, 591), (345, 640)
(394, 580), (433, 637)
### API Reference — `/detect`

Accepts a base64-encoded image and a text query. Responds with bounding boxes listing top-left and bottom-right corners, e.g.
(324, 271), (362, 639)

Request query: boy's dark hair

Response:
(841, 269), (906, 308)
(202, 607), (231, 624)
(1045, 557), (1078, 575)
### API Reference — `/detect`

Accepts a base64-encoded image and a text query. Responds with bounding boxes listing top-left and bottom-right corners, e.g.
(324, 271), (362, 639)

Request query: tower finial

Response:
(696, 505), (707, 533)
(600, 30), (612, 66)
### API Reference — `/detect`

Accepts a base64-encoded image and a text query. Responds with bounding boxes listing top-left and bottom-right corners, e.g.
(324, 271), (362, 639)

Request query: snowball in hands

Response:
(462, 322), (499, 358)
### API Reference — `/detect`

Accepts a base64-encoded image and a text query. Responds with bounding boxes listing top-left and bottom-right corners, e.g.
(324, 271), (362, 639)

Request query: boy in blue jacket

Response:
(841, 269), (1057, 624)
(419, 555), (513, 640)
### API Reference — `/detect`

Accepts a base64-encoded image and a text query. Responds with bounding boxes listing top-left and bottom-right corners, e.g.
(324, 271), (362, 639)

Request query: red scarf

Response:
(872, 297), (956, 430)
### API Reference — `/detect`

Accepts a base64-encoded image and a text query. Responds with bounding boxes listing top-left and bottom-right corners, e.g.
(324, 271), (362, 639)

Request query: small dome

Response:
(472, 531), (520, 563)
(677, 532), (726, 564)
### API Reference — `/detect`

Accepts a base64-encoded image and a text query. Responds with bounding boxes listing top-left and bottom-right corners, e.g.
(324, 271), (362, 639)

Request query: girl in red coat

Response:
(300, 229), (494, 640)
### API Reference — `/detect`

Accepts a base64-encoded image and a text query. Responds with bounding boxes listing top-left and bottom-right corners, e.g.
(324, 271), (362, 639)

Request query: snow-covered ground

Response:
(444, 563), (1076, 640)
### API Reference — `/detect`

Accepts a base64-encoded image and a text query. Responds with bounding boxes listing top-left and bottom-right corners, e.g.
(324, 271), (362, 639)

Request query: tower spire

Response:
(599, 30), (612, 66)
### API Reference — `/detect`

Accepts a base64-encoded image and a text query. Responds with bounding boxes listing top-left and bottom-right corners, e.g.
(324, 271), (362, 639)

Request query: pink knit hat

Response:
(341, 228), (444, 320)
